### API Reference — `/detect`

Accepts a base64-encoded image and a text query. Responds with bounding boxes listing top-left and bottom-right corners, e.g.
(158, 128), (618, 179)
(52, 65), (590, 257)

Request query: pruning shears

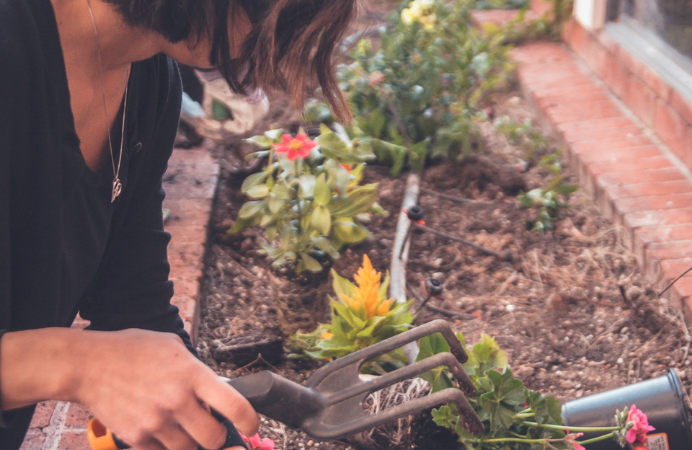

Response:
(87, 320), (483, 450)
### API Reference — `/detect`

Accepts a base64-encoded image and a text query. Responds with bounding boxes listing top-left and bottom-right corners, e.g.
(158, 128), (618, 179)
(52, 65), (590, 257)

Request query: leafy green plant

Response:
(289, 254), (414, 373)
(417, 333), (656, 449)
(230, 126), (385, 273)
(518, 152), (578, 232)
(494, 116), (548, 160)
(333, 0), (513, 176)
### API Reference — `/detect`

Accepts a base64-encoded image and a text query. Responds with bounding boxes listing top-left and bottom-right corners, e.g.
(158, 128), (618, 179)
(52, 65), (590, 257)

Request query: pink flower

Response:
(240, 432), (276, 450)
(626, 405), (655, 444)
(273, 133), (316, 161)
(572, 443), (586, 450)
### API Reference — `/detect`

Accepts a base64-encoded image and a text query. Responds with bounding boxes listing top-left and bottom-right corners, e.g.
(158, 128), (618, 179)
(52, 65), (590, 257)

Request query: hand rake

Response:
(88, 319), (483, 449)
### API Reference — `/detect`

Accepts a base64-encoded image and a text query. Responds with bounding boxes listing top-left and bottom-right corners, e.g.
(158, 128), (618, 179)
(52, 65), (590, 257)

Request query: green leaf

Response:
(246, 184), (269, 199)
(300, 252), (323, 272)
(331, 220), (369, 244)
(271, 184), (291, 200)
(268, 196), (285, 213)
(317, 131), (349, 160)
(244, 135), (274, 149)
(241, 171), (270, 194)
(431, 404), (458, 429)
(314, 173), (331, 206)
(311, 205), (332, 235)
(264, 129), (283, 141)
(298, 174), (316, 198)
(238, 200), (265, 219)
(331, 270), (356, 301)
(328, 184), (378, 217)
(554, 184), (579, 196)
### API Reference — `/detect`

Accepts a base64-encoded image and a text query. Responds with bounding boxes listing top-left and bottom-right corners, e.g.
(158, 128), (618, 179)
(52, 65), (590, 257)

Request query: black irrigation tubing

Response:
(659, 265), (692, 297)
(413, 278), (443, 315)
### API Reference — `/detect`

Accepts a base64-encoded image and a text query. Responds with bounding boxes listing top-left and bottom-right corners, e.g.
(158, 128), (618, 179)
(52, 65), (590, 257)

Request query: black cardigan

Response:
(0, 0), (192, 446)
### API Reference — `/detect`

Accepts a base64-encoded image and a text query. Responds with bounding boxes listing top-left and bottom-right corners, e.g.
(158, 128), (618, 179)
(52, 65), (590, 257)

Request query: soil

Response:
(189, 5), (692, 450)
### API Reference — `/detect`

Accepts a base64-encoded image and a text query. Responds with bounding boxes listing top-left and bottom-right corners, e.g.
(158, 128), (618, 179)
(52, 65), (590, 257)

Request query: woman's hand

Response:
(1, 328), (258, 450)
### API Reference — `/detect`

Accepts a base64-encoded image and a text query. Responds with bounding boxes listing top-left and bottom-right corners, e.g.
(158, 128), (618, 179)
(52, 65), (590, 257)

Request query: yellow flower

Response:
(321, 332), (334, 339)
(341, 255), (393, 318)
(418, 14), (436, 30)
(401, 7), (417, 25)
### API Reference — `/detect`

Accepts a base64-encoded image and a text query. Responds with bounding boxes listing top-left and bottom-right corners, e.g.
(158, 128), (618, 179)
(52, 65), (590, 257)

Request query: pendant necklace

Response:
(86, 0), (129, 203)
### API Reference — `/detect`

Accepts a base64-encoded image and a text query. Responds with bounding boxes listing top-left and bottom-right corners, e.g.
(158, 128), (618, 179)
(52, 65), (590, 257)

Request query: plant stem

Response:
(513, 413), (536, 419)
(522, 422), (620, 433)
(577, 432), (617, 445)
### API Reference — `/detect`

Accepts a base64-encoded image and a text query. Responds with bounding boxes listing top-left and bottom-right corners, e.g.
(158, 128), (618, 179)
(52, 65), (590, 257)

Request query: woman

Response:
(0, 0), (356, 449)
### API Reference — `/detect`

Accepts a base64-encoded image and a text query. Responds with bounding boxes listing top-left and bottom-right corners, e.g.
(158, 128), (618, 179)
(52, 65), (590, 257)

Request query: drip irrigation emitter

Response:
(414, 277), (443, 315)
(400, 205), (512, 262)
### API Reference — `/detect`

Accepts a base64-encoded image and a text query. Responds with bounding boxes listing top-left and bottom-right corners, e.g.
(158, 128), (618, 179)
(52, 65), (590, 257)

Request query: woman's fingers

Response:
(194, 372), (259, 437)
(155, 424), (198, 450)
(175, 400), (228, 450)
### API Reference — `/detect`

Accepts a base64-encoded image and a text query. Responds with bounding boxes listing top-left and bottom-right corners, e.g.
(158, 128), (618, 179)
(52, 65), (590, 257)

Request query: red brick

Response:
(30, 401), (57, 428)
(536, 91), (611, 110)
(531, 0), (553, 16)
(510, 43), (570, 66)
(561, 125), (644, 143)
(670, 90), (692, 127)
(595, 167), (686, 190)
(614, 193), (692, 216)
(545, 101), (623, 125)
(571, 138), (655, 157)
(654, 99), (688, 159)
(608, 180), (692, 201)
(587, 155), (672, 176)
(686, 125), (692, 169)
(532, 83), (603, 99)
(625, 76), (657, 128)
(647, 240), (692, 262)
(659, 258), (692, 284)
(57, 431), (92, 450)
(171, 276), (202, 301)
(65, 402), (93, 428)
(171, 295), (200, 341)
(633, 224), (692, 261)
(556, 116), (633, 135)
(599, 52), (630, 101)
(575, 146), (661, 190)
(19, 429), (46, 450)
(522, 74), (595, 92)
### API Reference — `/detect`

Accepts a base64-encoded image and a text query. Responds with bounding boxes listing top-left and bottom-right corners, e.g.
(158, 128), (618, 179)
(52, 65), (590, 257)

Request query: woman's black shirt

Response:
(0, 0), (192, 446)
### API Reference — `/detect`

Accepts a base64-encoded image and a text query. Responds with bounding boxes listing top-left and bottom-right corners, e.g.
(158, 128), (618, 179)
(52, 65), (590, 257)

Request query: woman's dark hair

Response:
(104, 0), (358, 121)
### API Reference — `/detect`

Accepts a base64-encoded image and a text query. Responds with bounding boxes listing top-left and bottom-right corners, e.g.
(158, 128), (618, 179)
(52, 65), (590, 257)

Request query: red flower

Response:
(274, 133), (316, 161)
(626, 405), (655, 444)
(240, 432), (276, 450)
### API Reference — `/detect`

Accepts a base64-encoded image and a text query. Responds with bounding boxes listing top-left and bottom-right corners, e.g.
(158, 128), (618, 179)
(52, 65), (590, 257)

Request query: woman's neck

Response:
(51, 0), (164, 76)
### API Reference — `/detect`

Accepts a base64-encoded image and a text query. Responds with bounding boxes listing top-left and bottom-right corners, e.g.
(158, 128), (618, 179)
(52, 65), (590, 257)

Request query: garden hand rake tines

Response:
(87, 320), (483, 449)
(227, 319), (483, 439)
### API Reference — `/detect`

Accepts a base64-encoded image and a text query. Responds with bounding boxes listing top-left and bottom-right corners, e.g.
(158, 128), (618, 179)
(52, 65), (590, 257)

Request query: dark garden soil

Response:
(193, 86), (692, 449)
(191, 6), (692, 450)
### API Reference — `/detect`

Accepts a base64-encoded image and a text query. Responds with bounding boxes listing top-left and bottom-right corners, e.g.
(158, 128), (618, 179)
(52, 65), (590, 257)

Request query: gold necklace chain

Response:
(85, 0), (129, 203)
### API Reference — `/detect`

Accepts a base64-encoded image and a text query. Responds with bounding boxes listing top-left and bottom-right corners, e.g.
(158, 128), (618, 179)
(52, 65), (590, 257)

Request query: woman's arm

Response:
(0, 327), (258, 449)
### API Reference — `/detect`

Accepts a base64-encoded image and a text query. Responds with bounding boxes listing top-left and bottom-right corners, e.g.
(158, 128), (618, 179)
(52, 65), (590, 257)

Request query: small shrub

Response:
(290, 254), (414, 373)
(230, 126), (385, 273)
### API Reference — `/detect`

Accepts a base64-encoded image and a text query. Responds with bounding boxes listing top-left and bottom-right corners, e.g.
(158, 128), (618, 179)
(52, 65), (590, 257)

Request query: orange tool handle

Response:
(87, 418), (127, 450)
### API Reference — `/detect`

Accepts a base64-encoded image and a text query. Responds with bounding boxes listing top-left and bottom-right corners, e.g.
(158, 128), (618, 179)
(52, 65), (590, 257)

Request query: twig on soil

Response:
(533, 250), (543, 285)
(226, 248), (257, 278)
(493, 271), (518, 296)
(627, 358), (641, 384)
(237, 305), (262, 328)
